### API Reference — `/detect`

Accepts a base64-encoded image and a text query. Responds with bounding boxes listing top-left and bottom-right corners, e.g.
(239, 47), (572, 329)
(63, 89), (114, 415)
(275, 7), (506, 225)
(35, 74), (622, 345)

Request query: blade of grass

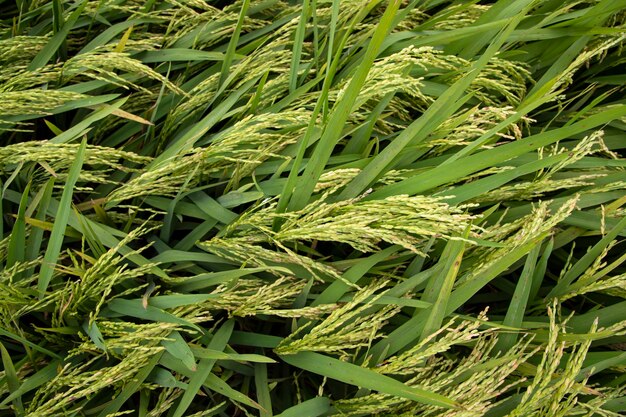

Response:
(274, 397), (331, 417)
(278, 351), (459, 409)
(25, 178), (55, 263)
(51, 0), (65, 60)
(79, 19), (159, 54)
(204, 372), (264, 410)
(106, 299), (202, 332)
(170, 319), (234, 417)
(218, 0), (250, 88)
(7, 182), (30, 269)
(162, 331), (196, 372)
(50, 98), (127, 144)
(312, 246), (399, 307)
(38, 137), (86, 298)
(190, 347), (275, 363)
(175, 267), (289, 292)
(529, 237), (553, 302)
(254, 362), (272, 417)
(420, 228), (468, 341)
(494, 244), (542, 352)
(138, 49), (228, 63)
(113, 24), (133, 53)
(0, 360), (60, 408)
(0, 328), (61, 360)
(27, 0), (87, 70)
(289, 0), (310, 93)
(0, 342), (24, 415)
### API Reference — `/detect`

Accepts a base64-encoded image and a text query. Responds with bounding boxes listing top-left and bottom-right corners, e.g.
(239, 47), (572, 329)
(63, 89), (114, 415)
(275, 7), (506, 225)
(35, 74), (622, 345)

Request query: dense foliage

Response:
(1, 0), (625, 416)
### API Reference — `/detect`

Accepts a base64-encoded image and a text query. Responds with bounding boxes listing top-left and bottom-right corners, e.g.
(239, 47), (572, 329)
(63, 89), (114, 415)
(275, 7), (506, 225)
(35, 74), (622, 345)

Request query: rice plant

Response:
(1, 0), (625, 416)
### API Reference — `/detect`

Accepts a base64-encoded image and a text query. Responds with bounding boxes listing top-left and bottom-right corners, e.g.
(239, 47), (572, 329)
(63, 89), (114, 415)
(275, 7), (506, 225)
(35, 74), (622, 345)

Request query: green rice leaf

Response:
(279, 351), (459, 409)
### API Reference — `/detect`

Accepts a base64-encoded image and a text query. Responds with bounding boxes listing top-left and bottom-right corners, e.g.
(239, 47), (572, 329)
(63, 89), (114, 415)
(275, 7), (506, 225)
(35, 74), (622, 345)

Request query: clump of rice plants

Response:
(1, 0), (625, 416)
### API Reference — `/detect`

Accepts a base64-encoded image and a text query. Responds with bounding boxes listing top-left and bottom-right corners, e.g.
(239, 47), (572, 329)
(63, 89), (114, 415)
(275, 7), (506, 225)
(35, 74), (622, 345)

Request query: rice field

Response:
(0, 0), (625, 416)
